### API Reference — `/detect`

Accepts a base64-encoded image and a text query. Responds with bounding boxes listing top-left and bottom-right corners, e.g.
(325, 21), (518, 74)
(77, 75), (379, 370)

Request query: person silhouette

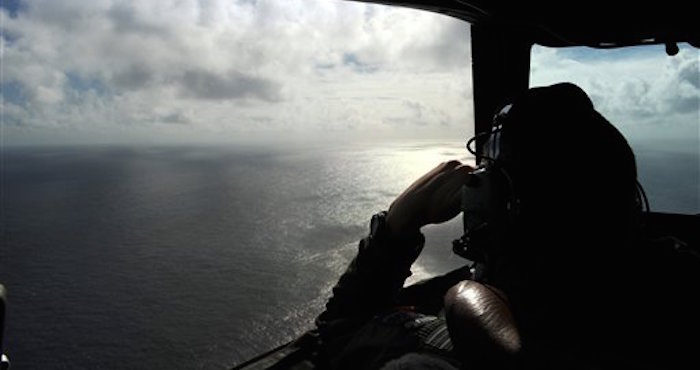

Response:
(314, 82), (698, 370)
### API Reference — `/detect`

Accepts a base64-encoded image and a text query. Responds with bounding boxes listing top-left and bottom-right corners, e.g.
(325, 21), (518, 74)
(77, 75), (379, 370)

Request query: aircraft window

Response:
(0, 1), (471, 368)
(531, 44), (700, 215)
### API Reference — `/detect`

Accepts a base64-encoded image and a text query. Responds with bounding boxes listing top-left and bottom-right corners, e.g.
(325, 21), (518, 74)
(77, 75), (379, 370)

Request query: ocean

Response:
(0, 141), (696, 369)
(0, 142), (472, 369)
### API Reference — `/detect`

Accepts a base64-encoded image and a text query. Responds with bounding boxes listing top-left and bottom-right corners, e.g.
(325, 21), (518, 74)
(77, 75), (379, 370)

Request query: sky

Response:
(0, 0), (698, 146)
(531, 43), (699, 145)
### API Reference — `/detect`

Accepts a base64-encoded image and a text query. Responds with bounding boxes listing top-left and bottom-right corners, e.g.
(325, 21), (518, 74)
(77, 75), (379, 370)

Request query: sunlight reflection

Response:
(405, 262), (433, 286)
(379, 141), (475, 193)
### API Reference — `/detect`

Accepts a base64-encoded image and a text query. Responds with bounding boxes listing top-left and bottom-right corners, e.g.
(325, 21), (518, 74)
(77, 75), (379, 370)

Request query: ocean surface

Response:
(0, 141), (697, 369)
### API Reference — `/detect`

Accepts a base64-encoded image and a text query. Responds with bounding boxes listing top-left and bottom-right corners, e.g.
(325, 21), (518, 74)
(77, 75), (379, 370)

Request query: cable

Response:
(466, 126), (504, 163)
(636, 180), (650, 213)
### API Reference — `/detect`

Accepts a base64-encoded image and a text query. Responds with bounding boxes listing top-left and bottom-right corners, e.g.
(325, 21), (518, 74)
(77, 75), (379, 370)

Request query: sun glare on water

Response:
(381, 141), (475, 191)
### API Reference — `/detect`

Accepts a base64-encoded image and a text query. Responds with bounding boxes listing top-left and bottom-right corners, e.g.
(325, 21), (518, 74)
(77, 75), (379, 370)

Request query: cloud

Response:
(158, 111), (192, 125)
(2, 0), (473, 145)
(107, 2), (171, 36)
(677, 57), (700, 89)
(326, 4), (471, 73)
(4, 0), (695, 148)
(111, 64), (155, 91)
(667, 55), (699, 114)
(382, 100), (450, 127)
(530, 45), (699, 129)
(179, 70), (281, 101)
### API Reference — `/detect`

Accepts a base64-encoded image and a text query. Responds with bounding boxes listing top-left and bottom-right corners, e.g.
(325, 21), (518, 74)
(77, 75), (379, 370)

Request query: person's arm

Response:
(315, 214), (424, 333)
(316, 161), (473, 334)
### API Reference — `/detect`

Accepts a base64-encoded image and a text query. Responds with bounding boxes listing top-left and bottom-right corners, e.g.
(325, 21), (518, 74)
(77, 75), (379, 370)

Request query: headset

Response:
(452, 104), (520, 273)
(452, 101), (649, 281)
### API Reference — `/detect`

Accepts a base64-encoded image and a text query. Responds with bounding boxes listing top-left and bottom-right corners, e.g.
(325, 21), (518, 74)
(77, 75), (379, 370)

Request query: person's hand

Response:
(386, 160), (474, 236)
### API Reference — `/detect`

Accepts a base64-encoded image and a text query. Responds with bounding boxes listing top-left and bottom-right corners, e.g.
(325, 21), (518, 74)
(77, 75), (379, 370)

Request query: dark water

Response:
(0, 143), (471, 369)
(0, 141), (696, 369)
(633, 143), (699, 214)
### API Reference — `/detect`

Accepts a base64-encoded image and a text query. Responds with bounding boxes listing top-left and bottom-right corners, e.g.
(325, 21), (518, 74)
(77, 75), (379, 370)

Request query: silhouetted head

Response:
(475, 82), (639, 262)
(503, 83), (636, 220)
(470, 82), (641, 351)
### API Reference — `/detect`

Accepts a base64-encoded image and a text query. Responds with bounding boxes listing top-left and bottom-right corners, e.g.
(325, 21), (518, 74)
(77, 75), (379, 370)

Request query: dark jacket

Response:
(315, 226), (472, 370)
